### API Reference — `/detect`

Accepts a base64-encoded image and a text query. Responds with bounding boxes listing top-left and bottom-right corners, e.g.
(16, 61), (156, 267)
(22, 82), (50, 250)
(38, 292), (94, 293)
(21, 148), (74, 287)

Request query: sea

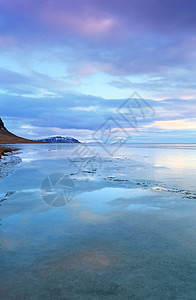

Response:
(0, 143), (196, 299)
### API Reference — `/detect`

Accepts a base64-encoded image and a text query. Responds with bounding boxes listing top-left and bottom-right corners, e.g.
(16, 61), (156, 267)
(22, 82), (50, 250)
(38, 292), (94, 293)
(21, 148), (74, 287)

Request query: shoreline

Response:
(0, 146), (19, 159)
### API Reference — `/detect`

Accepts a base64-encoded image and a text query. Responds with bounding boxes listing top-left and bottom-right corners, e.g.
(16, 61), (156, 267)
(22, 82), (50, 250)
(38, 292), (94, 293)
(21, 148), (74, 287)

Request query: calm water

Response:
(0, 143), (196, 299)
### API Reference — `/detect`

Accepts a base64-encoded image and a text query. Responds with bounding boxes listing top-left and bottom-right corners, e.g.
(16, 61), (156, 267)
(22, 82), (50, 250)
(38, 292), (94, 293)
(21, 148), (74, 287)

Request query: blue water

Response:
(0, 144), (196, 299)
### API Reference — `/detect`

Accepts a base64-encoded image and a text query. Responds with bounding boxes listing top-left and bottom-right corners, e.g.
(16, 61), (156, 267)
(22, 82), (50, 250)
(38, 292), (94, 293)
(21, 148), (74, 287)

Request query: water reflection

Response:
(1, 144), (196, 299)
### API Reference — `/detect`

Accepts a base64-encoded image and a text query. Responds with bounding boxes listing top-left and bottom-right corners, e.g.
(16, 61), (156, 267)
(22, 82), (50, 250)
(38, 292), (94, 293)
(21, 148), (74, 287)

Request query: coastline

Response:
(0, 145), (19, 159)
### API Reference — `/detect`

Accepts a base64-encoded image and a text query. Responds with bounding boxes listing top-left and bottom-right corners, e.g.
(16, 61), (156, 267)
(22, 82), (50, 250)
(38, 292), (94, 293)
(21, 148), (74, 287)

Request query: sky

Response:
(0, 0), (196, 142)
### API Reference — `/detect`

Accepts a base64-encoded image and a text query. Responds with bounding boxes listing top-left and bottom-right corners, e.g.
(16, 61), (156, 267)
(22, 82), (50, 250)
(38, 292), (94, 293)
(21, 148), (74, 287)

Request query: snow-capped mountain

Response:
(36, 136), (81, 143)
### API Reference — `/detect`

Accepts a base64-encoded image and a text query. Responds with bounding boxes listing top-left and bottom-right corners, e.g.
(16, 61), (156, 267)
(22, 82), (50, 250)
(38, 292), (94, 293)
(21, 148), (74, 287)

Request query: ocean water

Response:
(0, 143), (196, 299)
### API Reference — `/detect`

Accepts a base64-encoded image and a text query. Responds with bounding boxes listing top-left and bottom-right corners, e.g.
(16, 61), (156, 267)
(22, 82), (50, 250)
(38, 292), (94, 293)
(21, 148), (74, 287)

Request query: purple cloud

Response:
(0, 0), (195, 142)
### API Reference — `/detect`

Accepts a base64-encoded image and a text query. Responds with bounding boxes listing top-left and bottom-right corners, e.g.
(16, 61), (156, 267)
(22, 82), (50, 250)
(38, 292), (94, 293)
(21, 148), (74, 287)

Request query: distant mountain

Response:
(0, 118), (81, 144)
(0, 118), (39, 144)
(36, 136), (81, 143)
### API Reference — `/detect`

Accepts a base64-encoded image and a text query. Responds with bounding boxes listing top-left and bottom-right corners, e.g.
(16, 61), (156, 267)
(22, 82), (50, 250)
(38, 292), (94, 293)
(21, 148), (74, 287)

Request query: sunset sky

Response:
(0, 0), (196, 142)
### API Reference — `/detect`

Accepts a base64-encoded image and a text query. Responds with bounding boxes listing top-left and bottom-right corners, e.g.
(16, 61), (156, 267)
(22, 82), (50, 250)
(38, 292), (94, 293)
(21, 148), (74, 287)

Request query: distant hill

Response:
(0, 118), (39, 144)
(0, 118), (80, 144)
(36, 136), (81, 143)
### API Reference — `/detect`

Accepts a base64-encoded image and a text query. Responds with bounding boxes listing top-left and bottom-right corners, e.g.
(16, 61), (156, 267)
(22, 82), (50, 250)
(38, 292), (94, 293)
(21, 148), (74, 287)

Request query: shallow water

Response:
(0, 143), (196, 299)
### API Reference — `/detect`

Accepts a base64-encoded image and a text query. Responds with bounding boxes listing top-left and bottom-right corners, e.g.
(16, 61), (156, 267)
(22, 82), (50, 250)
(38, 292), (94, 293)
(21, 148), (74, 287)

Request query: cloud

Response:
(1, 0), (196, 37)
(70, 106), (97, 112)
(0, 0), (195, 142)
(42, 8), (120, 37)
(0, 67), (82, 97)
(0, 35), (15, 48)
(0, 91), (196, 142)
(147, 119), (196, 130)
(0, 0), (196, 92)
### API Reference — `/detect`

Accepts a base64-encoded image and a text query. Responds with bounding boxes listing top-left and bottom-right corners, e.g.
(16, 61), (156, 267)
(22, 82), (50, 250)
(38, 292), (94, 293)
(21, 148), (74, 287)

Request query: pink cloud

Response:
(40, 5), (124, 38)
(75, 62), (112, 76)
